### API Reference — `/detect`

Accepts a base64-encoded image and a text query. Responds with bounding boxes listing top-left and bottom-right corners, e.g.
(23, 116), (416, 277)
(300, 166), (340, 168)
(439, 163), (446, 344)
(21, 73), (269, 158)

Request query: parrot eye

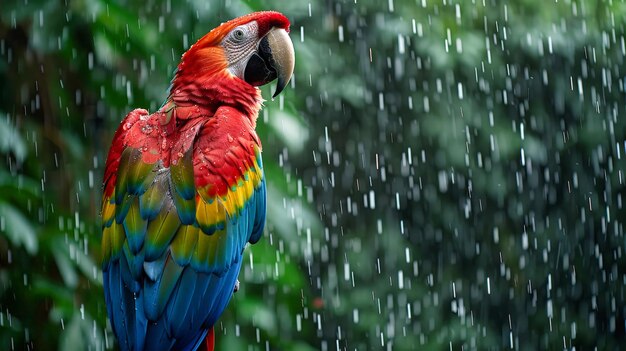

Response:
(233, 28), (246, 41)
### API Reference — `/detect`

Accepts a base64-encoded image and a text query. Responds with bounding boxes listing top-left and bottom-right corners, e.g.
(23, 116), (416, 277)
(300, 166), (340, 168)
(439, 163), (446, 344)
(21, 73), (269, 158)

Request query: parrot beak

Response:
(244, 28), (295, 98)
(265, 28), (295, 98)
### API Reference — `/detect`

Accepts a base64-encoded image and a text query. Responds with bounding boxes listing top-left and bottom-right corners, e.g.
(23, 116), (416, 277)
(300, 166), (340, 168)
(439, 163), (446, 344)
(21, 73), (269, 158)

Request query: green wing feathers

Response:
(101, 107), (267, 350)
(101, 145), (264, 274)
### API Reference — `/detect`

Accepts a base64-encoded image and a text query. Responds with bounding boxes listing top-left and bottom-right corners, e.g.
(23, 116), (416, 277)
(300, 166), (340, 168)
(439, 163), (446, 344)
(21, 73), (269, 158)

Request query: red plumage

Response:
(193, 106), (261, 195)
(103, 11), (290, 200)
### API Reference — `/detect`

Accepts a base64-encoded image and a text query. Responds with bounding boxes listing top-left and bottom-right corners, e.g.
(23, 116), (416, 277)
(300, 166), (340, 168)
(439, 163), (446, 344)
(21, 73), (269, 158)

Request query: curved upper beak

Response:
(265, 28), (295, 98)
(244, 28), (295, 98)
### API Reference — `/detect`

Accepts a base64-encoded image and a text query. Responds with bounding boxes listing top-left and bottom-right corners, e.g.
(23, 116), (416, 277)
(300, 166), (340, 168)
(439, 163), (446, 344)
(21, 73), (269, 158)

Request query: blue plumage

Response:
(102, 156), (266, 350)
(250, 180), (267, 244)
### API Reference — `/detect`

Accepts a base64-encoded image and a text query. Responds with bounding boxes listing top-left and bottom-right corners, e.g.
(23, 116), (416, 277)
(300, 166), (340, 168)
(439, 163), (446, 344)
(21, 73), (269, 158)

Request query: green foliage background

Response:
(1, 0), (625, 349)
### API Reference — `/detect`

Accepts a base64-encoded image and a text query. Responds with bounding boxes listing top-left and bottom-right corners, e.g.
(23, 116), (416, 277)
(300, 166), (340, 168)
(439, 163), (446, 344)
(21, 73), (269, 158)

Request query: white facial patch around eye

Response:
(223, 21), (260, 78)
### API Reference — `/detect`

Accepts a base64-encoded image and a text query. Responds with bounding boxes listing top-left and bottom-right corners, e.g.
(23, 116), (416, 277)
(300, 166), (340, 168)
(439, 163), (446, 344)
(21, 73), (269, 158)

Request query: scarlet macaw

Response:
(100, 12), (294, 351)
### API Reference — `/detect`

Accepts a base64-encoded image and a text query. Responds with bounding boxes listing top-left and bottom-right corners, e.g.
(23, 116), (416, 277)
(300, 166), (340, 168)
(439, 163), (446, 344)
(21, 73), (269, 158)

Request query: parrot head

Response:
(174, 11), (295, 99)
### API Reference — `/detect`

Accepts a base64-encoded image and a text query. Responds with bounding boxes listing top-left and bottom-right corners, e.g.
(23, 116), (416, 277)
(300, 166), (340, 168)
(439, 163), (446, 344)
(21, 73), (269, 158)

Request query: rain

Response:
(0, 0), (625, 350)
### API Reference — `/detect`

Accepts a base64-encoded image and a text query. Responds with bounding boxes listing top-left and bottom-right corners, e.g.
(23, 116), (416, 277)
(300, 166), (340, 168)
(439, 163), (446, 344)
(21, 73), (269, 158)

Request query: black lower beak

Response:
(243, 28), (294, 98)
(244, 36), (277, 88)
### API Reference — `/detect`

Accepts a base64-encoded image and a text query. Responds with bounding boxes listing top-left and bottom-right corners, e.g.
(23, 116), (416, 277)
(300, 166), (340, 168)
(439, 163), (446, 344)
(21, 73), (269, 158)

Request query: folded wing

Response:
(101, 106), (266, 351)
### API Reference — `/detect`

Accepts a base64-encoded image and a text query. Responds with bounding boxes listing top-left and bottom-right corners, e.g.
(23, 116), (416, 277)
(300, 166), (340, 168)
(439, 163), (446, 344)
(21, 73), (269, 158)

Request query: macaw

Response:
(100, 11), (294, 351)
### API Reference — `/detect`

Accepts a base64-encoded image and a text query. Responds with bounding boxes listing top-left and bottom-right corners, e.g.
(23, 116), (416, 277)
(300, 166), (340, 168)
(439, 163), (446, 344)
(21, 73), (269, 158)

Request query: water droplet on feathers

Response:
(227, 134), (234, 143)
(142, 125), (154, 134)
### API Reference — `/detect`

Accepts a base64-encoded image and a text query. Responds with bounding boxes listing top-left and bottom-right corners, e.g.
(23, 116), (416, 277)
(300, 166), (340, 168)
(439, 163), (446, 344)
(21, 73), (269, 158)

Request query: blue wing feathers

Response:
(204, 260), (242, 328)
(197, 270), (229, 329)
(186, 273), (213, 329)
(119, 250), (141, 293)
(143, 251), (168, 281)
(104, 128), (267, 349)
(143, 317), (176, 350)
(124, 288), (147, 350)
(122, 242), (145, 283)
(166, 267), (198, 336)
(180, 329), (209, 351)
(105, 260), (147, 351)
(142, 253), (183, 321)
(249, 180), (266, 244)
(105, 193), (263, 350)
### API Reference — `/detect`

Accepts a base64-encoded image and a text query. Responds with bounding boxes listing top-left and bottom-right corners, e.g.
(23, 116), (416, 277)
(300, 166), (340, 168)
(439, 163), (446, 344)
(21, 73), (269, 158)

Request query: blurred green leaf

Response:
(237, 297), (277, 334)
(0, 202), (38, 254)
(59, 313), (102, 351)
(52, 241), (79, 289)
(0, 113), (27, 162)
(267, 108), (310, 153)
